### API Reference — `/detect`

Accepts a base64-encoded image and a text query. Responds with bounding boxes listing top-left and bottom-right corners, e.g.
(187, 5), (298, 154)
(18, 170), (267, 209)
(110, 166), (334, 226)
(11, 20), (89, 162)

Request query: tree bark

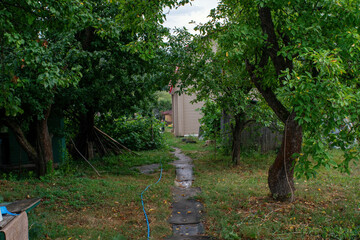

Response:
(75, 108), (95, 159)
(4, 105), (53, 176)
(247, 61), (303, 200)
(258, 7), (293, 78)
(35, 105), (53, 175)
(247, 60), (302, 201)
(243, 6), (304, 201)
(231, 112), (245, 165)
(268, 112), (302, 201)
(4, 120), (38, 162)
(231, 113), (256, 165)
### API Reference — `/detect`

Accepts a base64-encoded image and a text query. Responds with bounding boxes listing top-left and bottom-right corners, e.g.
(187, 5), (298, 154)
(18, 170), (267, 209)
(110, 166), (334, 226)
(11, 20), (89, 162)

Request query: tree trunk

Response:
(4, 120), (39, 162)
(35, 105), (54, 175)
(231, 114), (255, 165)
(76, 108), (95, 159)
(4, 105), (53, 176)
(268, 112), (302, 201)
(246, 58), (303, 201)
(243, 6), (303, 201)
(231, 112), (246, 165)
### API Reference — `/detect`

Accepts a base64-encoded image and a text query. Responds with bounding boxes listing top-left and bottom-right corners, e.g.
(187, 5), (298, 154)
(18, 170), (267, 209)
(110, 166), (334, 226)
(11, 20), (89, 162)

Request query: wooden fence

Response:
(240, 123), (283, 153)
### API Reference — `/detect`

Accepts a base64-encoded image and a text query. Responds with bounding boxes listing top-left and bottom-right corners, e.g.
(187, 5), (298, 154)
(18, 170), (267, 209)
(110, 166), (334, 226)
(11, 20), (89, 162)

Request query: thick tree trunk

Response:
(246, 57), (303, 201)
(243, 6), (303, 201)
(268, 112), (302, 201)
(76, 108), (95, 159)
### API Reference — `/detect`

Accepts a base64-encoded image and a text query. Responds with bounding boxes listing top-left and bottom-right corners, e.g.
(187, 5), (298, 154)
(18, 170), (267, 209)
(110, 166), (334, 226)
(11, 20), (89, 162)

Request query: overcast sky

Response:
(163, 0), (219, 34)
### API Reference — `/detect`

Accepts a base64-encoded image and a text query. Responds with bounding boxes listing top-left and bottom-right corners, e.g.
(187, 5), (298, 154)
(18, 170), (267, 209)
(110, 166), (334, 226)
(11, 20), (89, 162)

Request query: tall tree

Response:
(62, 0), (190, 159)
(0, 0), (83, 175)
(0, 0), (192, 175)
(197, 0), (360, 200)
(166, 29), (275, 165)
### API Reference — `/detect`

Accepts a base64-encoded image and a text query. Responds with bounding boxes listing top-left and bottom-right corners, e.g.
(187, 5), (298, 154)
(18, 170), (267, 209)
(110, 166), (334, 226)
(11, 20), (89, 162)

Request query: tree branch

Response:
(245, 57), (290, 123)
(70, 138), (101, 177)
(4, 119), (39, 161)
(258, 7), (293, 78)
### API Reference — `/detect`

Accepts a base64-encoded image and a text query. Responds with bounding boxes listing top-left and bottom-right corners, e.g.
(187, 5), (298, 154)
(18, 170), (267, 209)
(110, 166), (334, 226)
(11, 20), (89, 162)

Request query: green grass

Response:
(0, 141), (176, 240)
(1, 131), (359, 239)
(170, 136), (360, 240)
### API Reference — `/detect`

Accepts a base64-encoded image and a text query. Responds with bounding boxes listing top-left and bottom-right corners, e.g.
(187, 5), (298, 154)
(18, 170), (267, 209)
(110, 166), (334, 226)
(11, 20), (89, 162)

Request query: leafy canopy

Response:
(196, 0), (360, 176)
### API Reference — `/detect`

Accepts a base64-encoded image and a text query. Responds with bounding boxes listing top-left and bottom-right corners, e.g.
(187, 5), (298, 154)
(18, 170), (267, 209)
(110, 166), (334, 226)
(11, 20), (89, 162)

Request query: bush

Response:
(199, 100), (222, 141)
(97, 114), (165, 151)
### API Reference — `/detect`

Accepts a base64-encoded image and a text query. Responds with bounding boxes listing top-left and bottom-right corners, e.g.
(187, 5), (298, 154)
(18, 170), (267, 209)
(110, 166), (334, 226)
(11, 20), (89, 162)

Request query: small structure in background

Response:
(0, 117), (65, 171)
(170, 86), (204, 137)
(161, 110), (173, 125)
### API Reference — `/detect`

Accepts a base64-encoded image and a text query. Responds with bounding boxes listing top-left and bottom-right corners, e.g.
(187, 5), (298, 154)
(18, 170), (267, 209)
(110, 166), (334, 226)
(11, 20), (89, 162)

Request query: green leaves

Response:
(191, 0), (360, 177)
(0, 0), (86, 119)
(97, 114), (165, 151)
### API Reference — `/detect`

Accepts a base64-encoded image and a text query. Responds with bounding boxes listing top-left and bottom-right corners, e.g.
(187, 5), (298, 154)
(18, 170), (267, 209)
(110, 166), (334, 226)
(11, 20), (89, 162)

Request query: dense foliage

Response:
(199, 100), (222, 141)
(202, 0), (360, 172)
(0, 0), (85, 175)
(0, 0), (191, 175)
(164, 0), (360, 200)
(166, 28), (278, 164)
(97, 114), (165, 151)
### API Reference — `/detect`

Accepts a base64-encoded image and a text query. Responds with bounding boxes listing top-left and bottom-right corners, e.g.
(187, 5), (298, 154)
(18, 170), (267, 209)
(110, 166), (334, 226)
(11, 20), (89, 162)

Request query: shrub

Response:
(97, 114), (165, 151)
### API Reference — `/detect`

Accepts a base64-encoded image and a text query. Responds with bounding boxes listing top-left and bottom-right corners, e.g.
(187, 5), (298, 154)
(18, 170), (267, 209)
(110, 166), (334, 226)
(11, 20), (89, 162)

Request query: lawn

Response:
(0, 132), (359, 239)
(171, 136), (360, 240)
(0, 148), (175, 239)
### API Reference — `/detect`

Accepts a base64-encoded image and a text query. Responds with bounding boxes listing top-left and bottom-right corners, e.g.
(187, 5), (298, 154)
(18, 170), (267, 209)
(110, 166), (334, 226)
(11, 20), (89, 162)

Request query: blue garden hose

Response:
(140, 162), (163, 240)
(0, 206), (18, 216)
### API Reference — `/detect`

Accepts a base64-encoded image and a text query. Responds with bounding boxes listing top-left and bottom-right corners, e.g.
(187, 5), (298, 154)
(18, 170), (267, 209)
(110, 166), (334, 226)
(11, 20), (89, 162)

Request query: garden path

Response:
(165, 147), (213, 240)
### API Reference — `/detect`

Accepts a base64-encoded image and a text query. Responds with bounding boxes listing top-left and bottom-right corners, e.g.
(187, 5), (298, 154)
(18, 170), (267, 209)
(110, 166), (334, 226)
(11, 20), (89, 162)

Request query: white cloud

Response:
(163, 0), (219, 34)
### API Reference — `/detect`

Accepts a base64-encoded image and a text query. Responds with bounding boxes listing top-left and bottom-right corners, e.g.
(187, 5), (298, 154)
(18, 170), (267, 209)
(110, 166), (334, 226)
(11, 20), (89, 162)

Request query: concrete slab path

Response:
(166, 148), (214, 240)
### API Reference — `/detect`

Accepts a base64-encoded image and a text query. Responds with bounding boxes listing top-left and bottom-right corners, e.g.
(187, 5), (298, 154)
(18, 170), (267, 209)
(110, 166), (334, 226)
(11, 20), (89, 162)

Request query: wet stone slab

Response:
(169, 147), (213, 240)
(174, 179), (193, 188)
(172, 223), (205, 236)
(171, 158), (193, 166)
(171, 148), (193, 165)
(169, 199), (204, 225)
(174, 163), (194, 168)
(169, 210), (202, 225)
(176, 167), (194, 181)
(172, 187), (201, 201)
(165, 236), (215, 240)
(134, 163), (160, 174)
(172, 199), (204, 212)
